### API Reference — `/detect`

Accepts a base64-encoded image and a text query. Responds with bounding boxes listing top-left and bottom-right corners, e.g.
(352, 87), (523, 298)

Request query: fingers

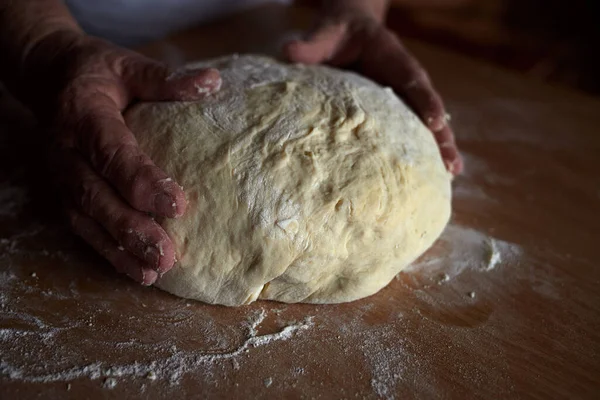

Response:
(72, 92), (187, 218)
(162, 67), (222, 101)
(363, 29), (445, 130)
(68, 208), (159, 285)
(435, 125), (464, 175)
(122, 58), (222, 101)
(403, 70), (446, 132)
(284, 22), (348, 65)
(64, 150), (177, 275)
(361, 29), (462, 174)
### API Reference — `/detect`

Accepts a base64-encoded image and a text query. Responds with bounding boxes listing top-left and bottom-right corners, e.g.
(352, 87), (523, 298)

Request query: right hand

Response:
(284, 6), (463, 175)
(31, 33), (221, 285)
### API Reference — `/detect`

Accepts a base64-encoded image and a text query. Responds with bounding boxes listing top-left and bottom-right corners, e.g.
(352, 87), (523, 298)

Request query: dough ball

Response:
(125, 55), (451, 306)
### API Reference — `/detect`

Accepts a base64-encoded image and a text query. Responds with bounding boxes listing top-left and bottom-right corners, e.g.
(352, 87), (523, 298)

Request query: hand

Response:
(284, 8), (463, 175)
(34, 33), (221, 285)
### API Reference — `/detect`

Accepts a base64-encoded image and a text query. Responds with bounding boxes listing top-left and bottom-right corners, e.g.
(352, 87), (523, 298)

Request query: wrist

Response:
(0, 0), (84, 111)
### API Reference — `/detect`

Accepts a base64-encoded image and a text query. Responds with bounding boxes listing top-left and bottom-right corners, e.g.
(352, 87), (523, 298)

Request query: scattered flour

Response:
(406, 224), (522, 281)
(0, 308), (313, 385)
(103, 377), (117, 389)
(0, 137), (530, 399)
(485, 238), (502, 271)
(0, 174), (525, 399)
(365, 328), (408, 400)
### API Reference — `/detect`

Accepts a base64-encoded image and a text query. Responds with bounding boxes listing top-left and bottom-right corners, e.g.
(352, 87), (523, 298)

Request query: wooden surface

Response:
(1, 4), (600, 399)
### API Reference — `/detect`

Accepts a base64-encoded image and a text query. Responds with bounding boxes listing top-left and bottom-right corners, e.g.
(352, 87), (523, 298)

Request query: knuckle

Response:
(124, 55), (159, 73)
(142, 62), (168, 82)
(114, 214), (141, 244)
(73, 107), (106, 139)
(61, 38), (130, 82)
(114, 218), (149, 257)
(105, 51), (137, 77)
(55, 93), (125, 151)
(129, 164), (159, 204)
(57, 80), (111, 117)
(79, 177), (104, 216)
(95, 142), (136, 178)
(124, 58), (167, 87)
(425, 93), (443, 112)
(408, 68), (430, 86)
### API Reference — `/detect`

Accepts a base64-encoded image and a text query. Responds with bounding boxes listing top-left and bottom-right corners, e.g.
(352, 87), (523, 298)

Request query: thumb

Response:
(123, 57), (222, 102)
(284, 22), (347, 65)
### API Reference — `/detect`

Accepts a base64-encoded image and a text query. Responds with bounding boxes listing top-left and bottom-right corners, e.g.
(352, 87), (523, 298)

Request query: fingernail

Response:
(453, 155), (464, 175)
(143, 269), (159, 286)
(154, 192), (177, 217)
(444, 158), (463, 176)
(197, 69), (221, 91)
(144, 245), (161, 269)
(140, 268), (157, 286)
(141, 268), (149, 286)
(198, 76), (222, 94)
(194, 81), (220, 96)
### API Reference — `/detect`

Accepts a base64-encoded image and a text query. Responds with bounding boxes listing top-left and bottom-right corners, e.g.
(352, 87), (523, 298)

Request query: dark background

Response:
(387, 0), (600, 95)
(302, 0), (600, 96)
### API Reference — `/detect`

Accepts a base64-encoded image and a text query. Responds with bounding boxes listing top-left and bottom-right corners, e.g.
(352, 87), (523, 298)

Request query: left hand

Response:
(284, 7), (463, 175)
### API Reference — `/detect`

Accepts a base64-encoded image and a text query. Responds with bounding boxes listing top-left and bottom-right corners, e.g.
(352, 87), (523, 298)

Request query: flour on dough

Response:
(125, 55), (452, 306)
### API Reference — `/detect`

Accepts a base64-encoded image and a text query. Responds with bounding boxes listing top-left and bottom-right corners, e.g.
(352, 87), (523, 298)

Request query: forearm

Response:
(320, 0), (390, 23)
(0, 0), (83, 104)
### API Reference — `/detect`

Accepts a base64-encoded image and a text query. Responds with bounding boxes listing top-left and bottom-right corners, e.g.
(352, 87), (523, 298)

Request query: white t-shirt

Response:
(65, 0), (289, 46)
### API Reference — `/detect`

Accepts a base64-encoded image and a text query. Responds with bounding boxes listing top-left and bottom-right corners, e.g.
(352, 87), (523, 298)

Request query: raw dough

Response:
(125, 55), (451, 306)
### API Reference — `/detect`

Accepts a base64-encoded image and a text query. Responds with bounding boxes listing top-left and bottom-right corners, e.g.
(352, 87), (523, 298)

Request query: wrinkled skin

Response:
(34, 9), (461, 287)
(40, 34), (221, 285)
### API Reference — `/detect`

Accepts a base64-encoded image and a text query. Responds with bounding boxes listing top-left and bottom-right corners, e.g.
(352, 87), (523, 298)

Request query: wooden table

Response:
(1, 4), (599, 399)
